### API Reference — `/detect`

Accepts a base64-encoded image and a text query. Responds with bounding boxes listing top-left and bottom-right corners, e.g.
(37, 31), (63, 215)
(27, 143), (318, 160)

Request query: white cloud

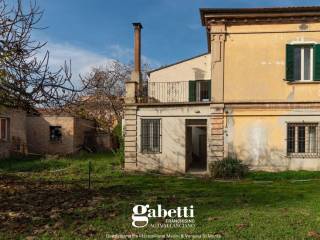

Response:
(33, 38), (160, 86)
(43, 42), (114, 81)
(108, 44), (161, 67)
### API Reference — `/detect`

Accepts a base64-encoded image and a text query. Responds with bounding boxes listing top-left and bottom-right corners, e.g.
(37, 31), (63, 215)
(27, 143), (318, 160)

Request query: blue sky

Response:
(21, 0), (320, 77)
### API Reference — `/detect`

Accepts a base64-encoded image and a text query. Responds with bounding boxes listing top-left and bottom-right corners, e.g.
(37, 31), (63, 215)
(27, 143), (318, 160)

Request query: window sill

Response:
(287, 153), (320, 158)
(286, 80), (320, 84)
(140, 152), (161, 155)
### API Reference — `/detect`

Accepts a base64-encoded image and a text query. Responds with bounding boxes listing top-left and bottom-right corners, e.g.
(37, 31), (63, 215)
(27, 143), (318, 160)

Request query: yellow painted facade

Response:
(222, 22), (320, 171)
(225, 23), (320, 102)
(125, 7), (320, 174)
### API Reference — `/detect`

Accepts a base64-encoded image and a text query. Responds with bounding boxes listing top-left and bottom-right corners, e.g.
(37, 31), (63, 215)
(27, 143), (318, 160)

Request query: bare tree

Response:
(76, 61), (129, 132)
(76, 61), (150, 133)
(0, 0), (80, 111)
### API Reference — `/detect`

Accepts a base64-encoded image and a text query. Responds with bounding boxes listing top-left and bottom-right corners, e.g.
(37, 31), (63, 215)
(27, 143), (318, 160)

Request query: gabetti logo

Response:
(131, 204), (194, 228)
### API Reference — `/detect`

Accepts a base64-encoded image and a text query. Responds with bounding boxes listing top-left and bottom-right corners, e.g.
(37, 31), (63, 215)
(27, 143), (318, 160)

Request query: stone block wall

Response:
(209, 104), (225, 165)
(124, 105), (137, 170)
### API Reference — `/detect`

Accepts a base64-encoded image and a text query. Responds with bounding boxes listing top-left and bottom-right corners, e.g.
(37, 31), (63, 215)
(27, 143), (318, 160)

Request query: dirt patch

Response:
(0, 174), (108, 238)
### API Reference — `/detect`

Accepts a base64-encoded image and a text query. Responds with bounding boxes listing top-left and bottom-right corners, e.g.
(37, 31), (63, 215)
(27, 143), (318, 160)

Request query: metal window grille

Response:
(287, 123), (319, 157)
(141, 119), (161, 153)
(287, 125), (295, 153)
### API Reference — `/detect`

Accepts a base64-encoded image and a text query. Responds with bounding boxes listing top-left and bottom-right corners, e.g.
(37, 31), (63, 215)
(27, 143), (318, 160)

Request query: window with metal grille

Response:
(287, 123), (318, 156)
(141, 119), (161, 153)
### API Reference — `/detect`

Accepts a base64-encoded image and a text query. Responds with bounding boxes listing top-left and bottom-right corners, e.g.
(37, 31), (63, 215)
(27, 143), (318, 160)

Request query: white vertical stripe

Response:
(301, 47), (305, 80)
(311, 47), (314, 80)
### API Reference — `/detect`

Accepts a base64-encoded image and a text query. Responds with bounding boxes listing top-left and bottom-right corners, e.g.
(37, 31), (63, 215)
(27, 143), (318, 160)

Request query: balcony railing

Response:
(139, 80), (211, 103)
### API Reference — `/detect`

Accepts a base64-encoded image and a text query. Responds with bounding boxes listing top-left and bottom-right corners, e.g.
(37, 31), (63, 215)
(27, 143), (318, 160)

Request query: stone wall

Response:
(209, 104), (225, 165)
(124, 105), (138, 170)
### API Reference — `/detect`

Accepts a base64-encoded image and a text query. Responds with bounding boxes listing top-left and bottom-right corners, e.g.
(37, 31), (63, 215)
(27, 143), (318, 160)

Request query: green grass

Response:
(2, 153), (320, 239)
(247, 170), (320, 181)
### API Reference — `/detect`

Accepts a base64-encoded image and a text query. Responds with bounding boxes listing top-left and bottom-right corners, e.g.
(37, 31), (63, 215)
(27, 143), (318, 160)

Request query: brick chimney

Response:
(133, 23), (142, 77)
(125, 22), (143, 104)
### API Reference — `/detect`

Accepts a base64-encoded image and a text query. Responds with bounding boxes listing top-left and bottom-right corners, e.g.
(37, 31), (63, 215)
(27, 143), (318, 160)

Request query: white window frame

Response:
(290, 41), (316, 81)
(299, 46), (313, 81)
(0, 118), (8, 141)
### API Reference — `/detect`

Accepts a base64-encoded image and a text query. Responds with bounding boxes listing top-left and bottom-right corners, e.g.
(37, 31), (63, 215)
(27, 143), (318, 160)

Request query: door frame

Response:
(185, 119), (207, 173)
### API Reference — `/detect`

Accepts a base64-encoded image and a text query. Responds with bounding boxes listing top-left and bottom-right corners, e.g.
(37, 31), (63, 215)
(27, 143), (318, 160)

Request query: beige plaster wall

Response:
(149, 54), (211, 83)
(148, 54), (211, 103)
(0, 108), (27, 159)
(136, 105), (211, 174)
(224, 22), (320, 102)
(226, 107), (320, 171)
(27, 116), (75, 155)
(74, 118), (95, 151)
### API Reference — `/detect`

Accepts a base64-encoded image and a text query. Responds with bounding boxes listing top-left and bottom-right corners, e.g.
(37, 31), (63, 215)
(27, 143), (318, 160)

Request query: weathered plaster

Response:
(136, 105), (211, 174)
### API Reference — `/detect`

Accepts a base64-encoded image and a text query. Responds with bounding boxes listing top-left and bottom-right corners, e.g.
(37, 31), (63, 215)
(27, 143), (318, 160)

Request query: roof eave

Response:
(200, 6), (320, 26)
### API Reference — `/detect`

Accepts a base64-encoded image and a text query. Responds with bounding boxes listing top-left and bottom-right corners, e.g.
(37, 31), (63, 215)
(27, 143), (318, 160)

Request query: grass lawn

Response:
(2, 153), (320, 239)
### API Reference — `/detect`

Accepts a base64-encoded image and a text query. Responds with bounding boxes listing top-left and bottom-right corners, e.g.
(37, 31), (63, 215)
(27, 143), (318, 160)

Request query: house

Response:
(0, 106), (98, 158)
(0, 107), (28, 159)
(26, 111), (96, 155)
(124, 7), (320, 174)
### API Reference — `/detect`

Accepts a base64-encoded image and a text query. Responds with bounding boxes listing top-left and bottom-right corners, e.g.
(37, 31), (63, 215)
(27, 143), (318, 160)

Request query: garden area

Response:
(2, 153), (320, 239)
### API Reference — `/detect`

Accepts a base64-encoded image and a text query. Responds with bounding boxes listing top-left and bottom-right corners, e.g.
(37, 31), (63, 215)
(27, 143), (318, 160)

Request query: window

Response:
(50, 126), (62, 142)
(189, 80), (211, 102)
(287, 123), (318, 156)
(0, 118), (8, 141)
(293, 45), (313, 81)
(286, 44), (320, 81)
(141, 119), (161, 153)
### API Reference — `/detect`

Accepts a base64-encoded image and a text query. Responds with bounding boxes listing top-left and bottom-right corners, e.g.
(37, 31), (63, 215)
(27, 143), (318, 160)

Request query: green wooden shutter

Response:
(286, 44), (294, 81)
(314, 44), (320, 81)
(207, 80), (211, 100)
(189, 81), (196, 102)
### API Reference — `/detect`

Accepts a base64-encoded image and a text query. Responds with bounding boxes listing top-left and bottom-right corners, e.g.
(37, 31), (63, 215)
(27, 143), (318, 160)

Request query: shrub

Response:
(209, 158), (248, 179)
(112, 123), (124, 165)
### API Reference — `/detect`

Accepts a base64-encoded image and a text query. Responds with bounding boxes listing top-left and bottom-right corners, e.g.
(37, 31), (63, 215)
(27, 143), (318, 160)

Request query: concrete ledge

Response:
(125, 141), (137, 147)
(212, 135), (223, 140)
(125, 131), (137, 137)
(124, 115), (137, 120)
(210, 140), (224, 146)
(125, 152), (136, 158)
(125, 146), (136, 152)
(125, 125), (137, 131)
(211, 129), (224, 135)
(127, 102), (211, 107)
